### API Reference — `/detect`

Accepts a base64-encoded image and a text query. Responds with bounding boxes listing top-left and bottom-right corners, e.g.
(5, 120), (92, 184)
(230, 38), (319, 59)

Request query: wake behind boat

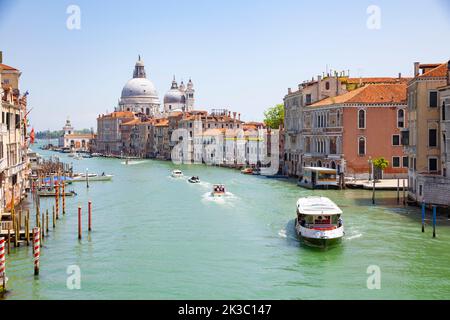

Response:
(171, 170), (183, 178)
(188, 176), (200, 183)
(295, 196), (344, 248)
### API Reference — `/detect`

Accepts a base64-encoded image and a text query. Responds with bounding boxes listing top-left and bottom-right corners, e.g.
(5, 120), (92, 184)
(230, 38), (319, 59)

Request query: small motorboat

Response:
(171, 170), (183, 178)
(211, 184), (226, 197)
(241, 168), (253, 175)
(188, 176), (200, 183)
(82, 153), (93, 158)
(295, 196), (344, 248)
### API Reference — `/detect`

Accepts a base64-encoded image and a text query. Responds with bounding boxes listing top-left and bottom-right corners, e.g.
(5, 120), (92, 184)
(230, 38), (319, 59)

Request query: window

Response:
(397, 109), (405, 128)
(443, 102), (446, 121)
(429, 157), (438, 172)
(402, 156), (409, 168)
(358, 137), (366, 156)
(392, 135), (400, 146)
(392, 157), (400, 168)
(305, 94), (312, 105)
(358, 109), (366, 129)
(429, 128), (437, 147)
(429, 91), (438, 108)
(325, 82), (330, 90)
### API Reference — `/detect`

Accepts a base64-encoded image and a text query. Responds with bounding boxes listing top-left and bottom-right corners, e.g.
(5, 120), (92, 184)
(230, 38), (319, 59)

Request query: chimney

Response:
(398, 72), (402, 79)
(233, 112), (236, 121)
(414, 62), (420, 77)
(238, 113), (241, 121)
(317, 75), (322, 100)
(0, 51), (2, 64)
(447, 60), (450, 85)
(288, 88), (292, 94)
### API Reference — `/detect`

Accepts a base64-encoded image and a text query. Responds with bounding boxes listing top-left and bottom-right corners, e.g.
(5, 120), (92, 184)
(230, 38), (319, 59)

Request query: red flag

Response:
(30, 128), (35, 144)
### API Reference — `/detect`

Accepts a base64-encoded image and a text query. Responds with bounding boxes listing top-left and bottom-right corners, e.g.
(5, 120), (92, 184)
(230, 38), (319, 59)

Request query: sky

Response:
(0, 0), (450, 131)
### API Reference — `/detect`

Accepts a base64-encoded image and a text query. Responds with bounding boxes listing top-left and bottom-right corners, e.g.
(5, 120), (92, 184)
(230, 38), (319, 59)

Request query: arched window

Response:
(358, 109), (366, 129)
(397, 109), (405, 128)
(325, 82), (330, 90)
(317, 160), (322, 167)
(358, 137), (366, 155)
(331, 161), (336, 169)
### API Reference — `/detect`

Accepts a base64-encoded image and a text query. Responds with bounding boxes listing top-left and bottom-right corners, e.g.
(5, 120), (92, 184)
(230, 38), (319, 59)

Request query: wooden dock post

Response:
(40, 213), (44, 246)
(55, 182), (59, 220)
(432, 206), (437, 238)
(402, 179), (406, 205)
(14, 215), (18, 247)
(26, 216), (30, 246)
(33, 227), (40, 276)
(397, 178), (400, 204)
(88, 201), (92, 232)
(0, 237), (6, 292)
(372, 179), (376, 205)
(7, 229), (10, 255)
(62, 181), (66, 214)
(46, 210), (49, 234)
(53, 206), (56, 228)
(78, 206), (82, 240)
(422, 202), (425, 233)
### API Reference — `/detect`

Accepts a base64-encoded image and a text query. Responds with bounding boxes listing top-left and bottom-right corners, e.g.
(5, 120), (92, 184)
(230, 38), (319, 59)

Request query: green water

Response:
(3, 144), (450, 300)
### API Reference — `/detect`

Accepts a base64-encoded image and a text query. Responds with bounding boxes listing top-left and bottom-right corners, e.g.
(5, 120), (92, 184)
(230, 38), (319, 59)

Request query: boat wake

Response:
(121, 160), (146, 165)
(345, 233), (362, 240)
(278, 229), (287, 238)
(201, 192), (237, 204)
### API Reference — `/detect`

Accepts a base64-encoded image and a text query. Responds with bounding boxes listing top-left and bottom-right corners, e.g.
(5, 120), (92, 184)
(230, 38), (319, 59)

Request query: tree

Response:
(373, 157), (389, 181)
(264, 104), (284, 129)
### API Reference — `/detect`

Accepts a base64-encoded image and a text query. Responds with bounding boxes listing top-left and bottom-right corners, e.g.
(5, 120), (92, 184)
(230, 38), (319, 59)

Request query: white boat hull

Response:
(72, 175), (113, 182)
(295, 221), (344, 247)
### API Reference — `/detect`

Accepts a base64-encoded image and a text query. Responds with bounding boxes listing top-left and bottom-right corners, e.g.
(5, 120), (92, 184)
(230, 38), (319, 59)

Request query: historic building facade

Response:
(404, 61), (450, 206)
(0, 55), (30, 214)
(58, 118), (94, 152)
(305, 83), (408, 179)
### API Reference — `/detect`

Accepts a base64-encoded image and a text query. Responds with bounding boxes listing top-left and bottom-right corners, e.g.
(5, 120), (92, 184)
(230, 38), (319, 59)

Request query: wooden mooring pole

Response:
(402, 179), (406, 206)
(33, 227), (40, 276)
(53, 206), (56, 228)
(62, 181), (66, 214)
(397, 178), (400, 204)
(422, 202), (426, 233)
(88, 201), (92, 232)
(432, 206), (437, 238)
(78, 206), (82, 240)
(0, 237), (6, 292)
(372, 179), (376, 205)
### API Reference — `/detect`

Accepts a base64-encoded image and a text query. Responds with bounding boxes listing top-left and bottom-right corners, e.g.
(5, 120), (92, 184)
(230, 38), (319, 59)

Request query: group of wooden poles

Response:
(0, 179), (93, 294)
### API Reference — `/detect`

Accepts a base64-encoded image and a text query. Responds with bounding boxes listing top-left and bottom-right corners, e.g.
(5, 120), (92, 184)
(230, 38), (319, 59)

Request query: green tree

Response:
(263, 104), (284, 129)
(373, 157), (389, 181)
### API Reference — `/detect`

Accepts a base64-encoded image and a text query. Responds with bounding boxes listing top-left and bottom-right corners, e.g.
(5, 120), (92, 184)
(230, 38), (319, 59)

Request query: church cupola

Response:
(133, 55), (147, 78)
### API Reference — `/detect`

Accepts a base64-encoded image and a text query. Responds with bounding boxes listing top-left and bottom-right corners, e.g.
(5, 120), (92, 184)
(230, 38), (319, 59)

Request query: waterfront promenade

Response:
(2, 142), (450, 300)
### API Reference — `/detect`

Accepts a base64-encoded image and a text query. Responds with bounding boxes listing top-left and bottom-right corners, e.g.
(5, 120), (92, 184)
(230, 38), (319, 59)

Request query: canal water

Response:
(3, 142), (450, 299)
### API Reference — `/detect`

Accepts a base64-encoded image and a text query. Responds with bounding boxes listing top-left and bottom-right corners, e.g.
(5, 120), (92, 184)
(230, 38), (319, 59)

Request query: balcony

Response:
(0, 123), (7, 135)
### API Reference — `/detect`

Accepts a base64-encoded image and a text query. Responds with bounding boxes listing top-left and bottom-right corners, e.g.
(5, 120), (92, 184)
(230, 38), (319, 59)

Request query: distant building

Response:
(58, 118), (94, 152)
(163, 77), (195, 113)
(95, 111), (136, 155)
(404, 61), (450, 206)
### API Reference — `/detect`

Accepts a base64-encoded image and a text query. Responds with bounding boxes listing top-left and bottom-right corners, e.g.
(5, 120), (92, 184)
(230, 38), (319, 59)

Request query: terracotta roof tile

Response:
(417, 63), (448, 78)
(309, 83), (407, 107)
(0, 63), (18, 71)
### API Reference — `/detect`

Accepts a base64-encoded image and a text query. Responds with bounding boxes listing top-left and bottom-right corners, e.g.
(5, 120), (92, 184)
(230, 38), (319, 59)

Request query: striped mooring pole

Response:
(0, 237), (6, 291)
(33, 227), (40, 276)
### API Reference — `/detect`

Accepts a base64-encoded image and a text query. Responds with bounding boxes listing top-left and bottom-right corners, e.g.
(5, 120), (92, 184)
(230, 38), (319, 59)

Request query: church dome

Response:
(121, 78), (158, 99)
(164, 78), (186, 104)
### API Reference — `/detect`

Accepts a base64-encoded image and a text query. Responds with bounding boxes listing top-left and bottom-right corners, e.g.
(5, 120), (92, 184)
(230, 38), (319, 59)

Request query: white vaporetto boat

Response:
(295, 196), (344, 248)
(72, 173), (113, 182)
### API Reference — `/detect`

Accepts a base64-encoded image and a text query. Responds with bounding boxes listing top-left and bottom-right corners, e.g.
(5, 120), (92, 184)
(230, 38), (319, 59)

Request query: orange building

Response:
(303, 82), (408, 179)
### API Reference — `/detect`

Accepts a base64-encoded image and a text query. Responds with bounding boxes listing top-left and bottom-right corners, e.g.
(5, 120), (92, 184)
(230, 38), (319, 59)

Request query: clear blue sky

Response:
(1, 0), (450, 131)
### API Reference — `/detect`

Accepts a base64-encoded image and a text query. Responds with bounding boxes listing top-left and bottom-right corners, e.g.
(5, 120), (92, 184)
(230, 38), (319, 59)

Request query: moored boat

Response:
(295, 196), (344, 248)
(37, 187), (77, 197)
(72, 173), (113, 182)
(211, 184), (226, 197)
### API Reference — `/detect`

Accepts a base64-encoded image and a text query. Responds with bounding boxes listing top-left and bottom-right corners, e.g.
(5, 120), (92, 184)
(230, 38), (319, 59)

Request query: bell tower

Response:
(185, 78), (195, 111)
